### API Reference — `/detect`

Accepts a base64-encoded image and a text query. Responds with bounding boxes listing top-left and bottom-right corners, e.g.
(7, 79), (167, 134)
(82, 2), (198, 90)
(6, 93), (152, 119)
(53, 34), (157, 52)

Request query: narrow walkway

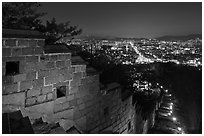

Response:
(148, 88), (185, 134)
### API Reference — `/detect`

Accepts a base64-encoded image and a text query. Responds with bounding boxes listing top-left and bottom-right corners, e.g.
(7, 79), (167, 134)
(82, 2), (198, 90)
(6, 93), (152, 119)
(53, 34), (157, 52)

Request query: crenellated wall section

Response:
(2, 29), (151, 134)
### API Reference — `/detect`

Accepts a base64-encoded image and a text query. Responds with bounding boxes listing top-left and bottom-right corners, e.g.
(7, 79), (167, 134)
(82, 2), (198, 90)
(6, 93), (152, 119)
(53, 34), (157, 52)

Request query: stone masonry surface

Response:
(2, 32), (150, 134)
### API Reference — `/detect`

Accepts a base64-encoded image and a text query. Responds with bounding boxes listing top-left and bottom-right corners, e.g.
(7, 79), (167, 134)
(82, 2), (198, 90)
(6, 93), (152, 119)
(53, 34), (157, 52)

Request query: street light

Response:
(170, 105), (173, 110)
(172, 117), (177, 121)
(177, 127), (182, 131)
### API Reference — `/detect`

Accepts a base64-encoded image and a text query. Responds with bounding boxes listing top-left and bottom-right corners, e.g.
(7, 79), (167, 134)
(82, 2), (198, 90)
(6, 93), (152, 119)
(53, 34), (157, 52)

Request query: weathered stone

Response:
(69, 86), (78, 95)
(50, 55), (58, 61)
(38, 69), (50, 78)
(55, 96), (66, 104)
(22, 47), (34, 55)
(37, 39), (45, 47)
(3, 83), (19, 94)
(26, 56), (39, 62)
(20, 80), (33, 91)
(69, 99), (77, 107)
(2, 92), (25, 106)
(12, 48), (22, 56)
(2, 48), (11, 57)
(28, 39), (37, 47)
(2, 75), (13, 85)
(13, 73), (26, 82)
(26, 71), (36, 81)
(56, 60), (65, 68)
(32, 77), (44, 89)
(23, 101), (54, 120)
(40, 55), (50, 62)
(46, 61), (55, 69)
(79, 103), (85, 110)
(67, 94), (74, 101)
(70, 72), (82, 87)
(81, 65), (86, 72)
(75, 116), (87, 131)
(27, 88), (41, 98)
(26, 97), (37, 106)
(37, 95), (47, 103)
(54, 101), (70, 113)
(42, 85), (53, 94)
(34, 47), (43, 55)
(18, 39), (29, 47)
(47, 92), (53, 100)
(52, 108), (73, 121)
(5, 39), (16, 47)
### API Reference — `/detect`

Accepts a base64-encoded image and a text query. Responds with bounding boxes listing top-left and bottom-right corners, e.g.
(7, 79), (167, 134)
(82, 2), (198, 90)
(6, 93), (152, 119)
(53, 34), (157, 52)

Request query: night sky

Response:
(39, 2), (202, 38)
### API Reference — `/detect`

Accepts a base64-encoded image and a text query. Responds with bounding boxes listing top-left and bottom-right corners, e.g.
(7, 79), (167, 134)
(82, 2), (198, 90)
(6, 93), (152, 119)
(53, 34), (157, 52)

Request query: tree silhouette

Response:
(2, 2), (82, 44)
(43, 18), (82, 44)
(2, 2), (45, 30)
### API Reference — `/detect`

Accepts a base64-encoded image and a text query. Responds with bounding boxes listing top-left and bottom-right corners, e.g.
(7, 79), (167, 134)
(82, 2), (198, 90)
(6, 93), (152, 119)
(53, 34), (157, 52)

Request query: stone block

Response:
(54, 101), (70, 113)
(22, 47), (34, 55)
(53, 108), (73, 121)
(70, 72), (82, 87)
(58, 54), (67, 60)
(26, 97), (37, 106)
(5, 39), (16, 47)
(3, 83), (19, 94)
(46, 61), (55, 69)
(69, 99), (77, 107)
(65, 60), (71, 67)
(26, 71), (36, 81)
(38, 69), (50, 78)
(65, 53), (71, 60)
(32, 77), (44, 89)
(23, 101), (54, 120)
(18, 39), (29, 47)
(79, 103), (85, 110)
(55, 96), (66, 104)
(81, 65), (86, 72)
(42, 85), (53, 94)
(2, 92), (25, 107)
(45, 76), (57, 85)
(49, 69), (59, 77)
(74, 65), (82, 73)
(26, 56), (39, 62)
(12, 48), (22, 56)
(67, 94), (74, 101)
(53, 81), (69, 88)
(40, 55), (50, 62)
(50, 55), (58, 61)
(13, 73), (26, 82)
(37, 95), (47, 103)
(2, 48), (12, 57)
(34, 47), (43, 55)
(2, 75), (13, 85)
(37, 39), (45, 47)
(69, 86), (78, 95)
(47, 92), (53, 100)
(28, 39), (37, 47)
(27, 88), (41, 98)
(56, 60), (65, 68)
(75, 116), (87, 131)
(20, 80), (33, 91)
(77, 98), (83, 104)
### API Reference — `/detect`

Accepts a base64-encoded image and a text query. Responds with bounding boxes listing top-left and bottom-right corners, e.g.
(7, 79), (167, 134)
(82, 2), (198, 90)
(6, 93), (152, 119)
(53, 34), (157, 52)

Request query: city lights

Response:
(172, 117), (177, 121)
(177, 127), (182, 131)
